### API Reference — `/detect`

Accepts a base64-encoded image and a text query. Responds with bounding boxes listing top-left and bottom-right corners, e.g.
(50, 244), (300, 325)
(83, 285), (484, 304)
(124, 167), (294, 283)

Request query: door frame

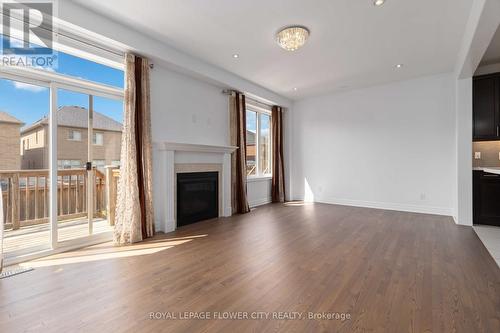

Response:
(0, 68), (123, 265)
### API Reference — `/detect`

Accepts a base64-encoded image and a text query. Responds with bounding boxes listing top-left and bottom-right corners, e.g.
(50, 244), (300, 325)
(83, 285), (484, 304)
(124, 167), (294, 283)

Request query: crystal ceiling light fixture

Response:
(276, 26), (310, 51)
(374, 0), (385, 6)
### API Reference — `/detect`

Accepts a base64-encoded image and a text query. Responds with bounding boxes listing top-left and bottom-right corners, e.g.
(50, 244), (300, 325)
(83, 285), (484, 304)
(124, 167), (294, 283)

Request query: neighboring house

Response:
(21, 106), (122, 170)
(246, 129), (256, 161)
(246, 129), (271, 175)
(0, 111), (24, 170)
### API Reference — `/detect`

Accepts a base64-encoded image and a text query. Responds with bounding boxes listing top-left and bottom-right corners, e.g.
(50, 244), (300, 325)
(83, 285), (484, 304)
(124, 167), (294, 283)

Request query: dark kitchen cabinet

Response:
(473, 170), (500, 226)
(473, 73), (500, 141)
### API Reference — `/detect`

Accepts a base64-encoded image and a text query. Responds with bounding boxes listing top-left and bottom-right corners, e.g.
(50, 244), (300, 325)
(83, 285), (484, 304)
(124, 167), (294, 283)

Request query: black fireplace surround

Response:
(176, 171), (218, 227)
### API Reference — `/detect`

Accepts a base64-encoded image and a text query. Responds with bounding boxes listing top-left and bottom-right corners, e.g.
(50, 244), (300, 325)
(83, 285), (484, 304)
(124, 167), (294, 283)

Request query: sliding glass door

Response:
(55, 88), (93, 244)
(0, 34), (124, 262)
(55, 89), (123, 245)
(1, 81), (123, 263)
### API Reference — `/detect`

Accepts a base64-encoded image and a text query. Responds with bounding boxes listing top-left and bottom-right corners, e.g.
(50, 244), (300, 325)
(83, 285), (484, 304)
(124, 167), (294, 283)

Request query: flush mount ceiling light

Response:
(232, 54), (239, 58)
(374, 0), (385, 6)
(395, 63), (403, 69)
(276, 26), (310, 51)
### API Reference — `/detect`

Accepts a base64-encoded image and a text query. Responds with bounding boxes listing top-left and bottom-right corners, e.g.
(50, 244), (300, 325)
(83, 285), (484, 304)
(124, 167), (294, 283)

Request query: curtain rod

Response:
(222, 89), (276, 110)
(221, 89), (237, 95)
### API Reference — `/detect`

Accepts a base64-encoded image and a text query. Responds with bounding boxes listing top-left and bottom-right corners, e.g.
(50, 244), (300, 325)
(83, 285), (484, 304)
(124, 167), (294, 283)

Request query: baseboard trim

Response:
(249, 197), (272, 208)
(293, 196), (453, 216)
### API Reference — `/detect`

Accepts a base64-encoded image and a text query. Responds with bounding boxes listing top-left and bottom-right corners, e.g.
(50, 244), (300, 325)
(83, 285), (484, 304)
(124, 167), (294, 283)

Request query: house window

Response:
(93, 132), (104, 145)
(245, 105), (272, 177)
(111, 160), (121, 166)
(68, 130), (82, 141)
(57, 160), (82, 169)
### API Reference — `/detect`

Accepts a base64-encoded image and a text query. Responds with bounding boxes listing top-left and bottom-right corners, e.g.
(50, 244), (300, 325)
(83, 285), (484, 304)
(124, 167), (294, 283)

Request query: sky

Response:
(0, 35), (124, 126)
(246, 110), (270, 134)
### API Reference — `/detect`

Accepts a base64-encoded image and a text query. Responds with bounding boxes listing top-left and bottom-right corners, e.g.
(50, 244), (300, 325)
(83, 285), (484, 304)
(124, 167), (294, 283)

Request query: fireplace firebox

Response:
(176, 172), (218, 227)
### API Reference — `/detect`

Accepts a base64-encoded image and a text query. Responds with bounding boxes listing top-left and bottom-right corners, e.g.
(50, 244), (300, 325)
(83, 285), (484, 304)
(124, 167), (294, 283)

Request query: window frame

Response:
(68, 129), (82, 141)
(0, 49), (124, 257)
(246, 103), (272, 180)
(93, 132), (104, 146)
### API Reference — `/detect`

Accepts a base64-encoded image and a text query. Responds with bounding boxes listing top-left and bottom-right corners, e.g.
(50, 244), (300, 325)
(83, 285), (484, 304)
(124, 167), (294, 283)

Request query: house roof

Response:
(0, 111), (24, 125)
(21, 106), (123, 133)
(246, 129), (256, 145)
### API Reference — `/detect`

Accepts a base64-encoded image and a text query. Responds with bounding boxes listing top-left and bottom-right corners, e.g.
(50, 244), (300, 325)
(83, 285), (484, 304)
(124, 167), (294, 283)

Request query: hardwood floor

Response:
(1, 203), (499, 332)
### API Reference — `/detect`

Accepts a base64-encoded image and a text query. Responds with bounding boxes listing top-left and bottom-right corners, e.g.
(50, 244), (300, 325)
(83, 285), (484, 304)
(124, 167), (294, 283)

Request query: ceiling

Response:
(72, 0), (473, 100)
(480, 24), (500, 66)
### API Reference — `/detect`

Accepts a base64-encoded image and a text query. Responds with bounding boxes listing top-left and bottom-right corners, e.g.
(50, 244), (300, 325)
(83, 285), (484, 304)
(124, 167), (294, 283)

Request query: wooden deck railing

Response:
(0, 167), (120, 230)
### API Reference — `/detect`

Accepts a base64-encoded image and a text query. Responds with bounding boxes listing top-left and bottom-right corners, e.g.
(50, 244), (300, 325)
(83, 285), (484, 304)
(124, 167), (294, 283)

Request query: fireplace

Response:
(153, 142), (236, 232)
(176, 171), (219, 227)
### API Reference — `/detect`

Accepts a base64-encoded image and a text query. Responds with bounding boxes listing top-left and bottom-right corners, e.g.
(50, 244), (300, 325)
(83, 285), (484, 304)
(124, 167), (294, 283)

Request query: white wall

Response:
(247, 179), (272, 208)
(150, 66), (229, 146)
(455, 78), (473, 224)
(290, 74), (456, 215)
(475, 62), (500, 76)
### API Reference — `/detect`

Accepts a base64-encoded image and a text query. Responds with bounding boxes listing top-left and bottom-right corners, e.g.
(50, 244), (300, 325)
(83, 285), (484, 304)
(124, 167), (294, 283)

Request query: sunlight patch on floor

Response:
(285, 201), (314, 207)
(17, 234), (209, 268)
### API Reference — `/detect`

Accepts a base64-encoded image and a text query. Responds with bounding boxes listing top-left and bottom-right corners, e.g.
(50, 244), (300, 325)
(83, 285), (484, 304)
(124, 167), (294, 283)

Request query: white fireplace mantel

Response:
(154, 141), (238, 154)
(153, 141), (237, 233)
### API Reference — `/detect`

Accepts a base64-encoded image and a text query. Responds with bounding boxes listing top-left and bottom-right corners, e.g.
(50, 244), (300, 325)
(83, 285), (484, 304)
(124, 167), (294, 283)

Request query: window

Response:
(0, 29), (124, 257)
(111, 160), (121, 166)
(245, 104), (272, 177)
(93, 159), (105, 167)
(57, 160), (82, 169)
(0, 34), (124, 88)
(68, 130), (81, 141)
(93, 132), (104, 145)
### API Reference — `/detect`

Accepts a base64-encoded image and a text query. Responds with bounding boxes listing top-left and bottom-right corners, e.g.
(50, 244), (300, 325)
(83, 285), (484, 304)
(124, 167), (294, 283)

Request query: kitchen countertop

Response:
(474, 166), (500, 175)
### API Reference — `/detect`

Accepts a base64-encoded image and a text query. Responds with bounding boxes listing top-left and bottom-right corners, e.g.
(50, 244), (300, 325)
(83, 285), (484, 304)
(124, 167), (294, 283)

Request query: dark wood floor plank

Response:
(1, 203), (499, 332)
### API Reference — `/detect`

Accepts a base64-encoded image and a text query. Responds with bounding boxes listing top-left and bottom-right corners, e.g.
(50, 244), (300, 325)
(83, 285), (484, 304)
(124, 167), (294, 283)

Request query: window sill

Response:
(246, 175), (272, 183)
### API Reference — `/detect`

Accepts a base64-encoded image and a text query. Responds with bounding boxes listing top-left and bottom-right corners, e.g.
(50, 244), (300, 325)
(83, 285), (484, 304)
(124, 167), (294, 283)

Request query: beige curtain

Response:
(114, 53), (154, 245)
(271, 106), (285, 202)
(229, 92), (250, 214)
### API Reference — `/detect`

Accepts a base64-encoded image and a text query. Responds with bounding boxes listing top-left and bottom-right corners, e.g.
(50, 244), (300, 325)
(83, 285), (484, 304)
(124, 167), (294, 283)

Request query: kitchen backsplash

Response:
(473, 141), (500, 167)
